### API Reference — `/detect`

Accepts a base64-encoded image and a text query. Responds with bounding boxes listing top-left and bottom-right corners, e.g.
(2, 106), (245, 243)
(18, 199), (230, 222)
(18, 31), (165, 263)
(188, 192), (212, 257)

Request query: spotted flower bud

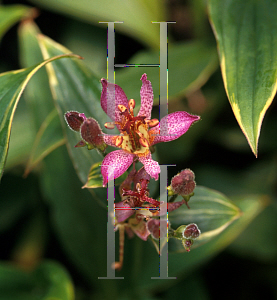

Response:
(172, 223), (201, 240)
(64, 111), (86, 131)
(170, 169), (195, 196)
(182, 239), (193, 252)
(183, 223), (201, 239)
(172, 223), (200, 252)
(80, 118), (107, 152)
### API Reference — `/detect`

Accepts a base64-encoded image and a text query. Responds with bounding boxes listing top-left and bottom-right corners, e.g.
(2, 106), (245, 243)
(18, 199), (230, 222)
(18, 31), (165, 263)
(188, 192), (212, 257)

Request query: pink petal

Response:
(103, 134), (117, 147)
(101, 150), (135, 186)
(138, 152), (160, 181)
(149, 111), (200, 145)
(115, 201), (135, 223)
(100, 78), (129, 124)
(137, 73), (153, 119)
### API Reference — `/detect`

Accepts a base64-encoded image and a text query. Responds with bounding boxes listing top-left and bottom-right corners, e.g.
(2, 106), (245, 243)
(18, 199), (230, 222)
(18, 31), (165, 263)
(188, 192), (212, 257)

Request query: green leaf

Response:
(0, 4), (32, 42)
(18, 20), (56, 130)
(0, 53), (81, 179)
(30, 0), (165, 49)
(38, 34), (107, 184)
(115, 41), (218, 105)
(134, 192), (268, 290)
(208, 0), (277, 156)
(83, 161), (128, 189)
(82, 161), (103, 189)
(24, 109), (65, 176)
(5, 99), (36, 170)
(0, 260), (74, 300)
(168, 186), (241, 252)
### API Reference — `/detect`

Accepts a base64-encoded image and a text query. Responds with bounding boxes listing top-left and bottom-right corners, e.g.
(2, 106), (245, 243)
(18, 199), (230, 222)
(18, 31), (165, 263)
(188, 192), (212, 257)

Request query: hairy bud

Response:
(80, 118), (107, 152)
(170, 169), (195, 196)
(64, 111), (86, 131)
(182, 239), (193, 252)
(183, 223), (201, 240)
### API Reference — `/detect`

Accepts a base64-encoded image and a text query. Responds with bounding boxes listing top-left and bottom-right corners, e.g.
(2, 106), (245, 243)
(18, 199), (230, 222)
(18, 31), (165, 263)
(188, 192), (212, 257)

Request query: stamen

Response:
(136, 182), (141, 192)
(146, 118), (159, 128)
(104, 122), (115, 129)
(128, 99), (136, 115)
(115, 136), (123, 147)
(118, 104), (128, 113)
(139, 137), (149, 147)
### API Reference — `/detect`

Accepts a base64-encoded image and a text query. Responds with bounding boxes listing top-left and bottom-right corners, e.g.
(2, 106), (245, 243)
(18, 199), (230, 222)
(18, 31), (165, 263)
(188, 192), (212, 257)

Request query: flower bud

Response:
(64, 111), (86, 131)
(80, 118), (107, 152)
(182, 223), (201, 240)
(170, 169), (195, 196)
(172, 223), (201, 241)
(182, 239), (193, 252)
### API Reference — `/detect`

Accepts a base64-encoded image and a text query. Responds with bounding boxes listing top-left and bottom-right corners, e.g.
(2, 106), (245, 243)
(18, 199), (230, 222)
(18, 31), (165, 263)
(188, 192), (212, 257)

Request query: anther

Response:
(115, 136), (123, 147)
(128, 99), (136, 113)
(118, 104), (128, 113)
(104, 122), (115, 129)
(139, 137), (149, 147)
(146, 118), (159, 128)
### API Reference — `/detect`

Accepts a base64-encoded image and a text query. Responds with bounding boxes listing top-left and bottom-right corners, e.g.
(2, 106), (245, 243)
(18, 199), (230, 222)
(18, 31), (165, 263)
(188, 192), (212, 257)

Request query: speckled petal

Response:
(101, 150), (135, 186)
(138, 152), (160, 180)
(103, 134), (118, 147)
(137, 73), (153, 119)
(100, 78), (129, 124)
(149, 111), (200, 145)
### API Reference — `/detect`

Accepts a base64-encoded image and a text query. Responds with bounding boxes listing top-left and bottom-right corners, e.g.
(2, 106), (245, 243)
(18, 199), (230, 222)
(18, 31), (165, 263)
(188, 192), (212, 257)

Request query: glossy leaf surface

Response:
(24, 109), (65, 176)
(135, 192), (268, 289)
(208, 0), (277, 155)
(0, 53), (80, 179)
(30, 0), (164, 49)
(38, 34), (108, 184)
(0, 5), (31, 42)
(168, 186), (241, 251)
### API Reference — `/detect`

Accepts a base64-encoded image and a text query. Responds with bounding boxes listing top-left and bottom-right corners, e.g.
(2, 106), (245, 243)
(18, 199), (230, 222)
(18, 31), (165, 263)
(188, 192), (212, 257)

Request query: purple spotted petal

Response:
(149, 111), (200, 145)
(101, 150), (135, 186)
(100, 78), (129, 124)
(103, 134), (117, 147)
(115, 201), (135, 223)
(137, 73), (153, 119)
(138, 152), (160, 180)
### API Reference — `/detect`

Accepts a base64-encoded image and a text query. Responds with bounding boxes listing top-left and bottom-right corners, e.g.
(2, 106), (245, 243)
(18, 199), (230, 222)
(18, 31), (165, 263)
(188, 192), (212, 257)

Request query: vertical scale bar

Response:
(159, 22), (168, 135)
(151, 21), (175, 135)
(99, 21), (123, 135)
(107, 22), (115, 126)
(98, 21), (124, 279)
(152, 21), (176, 280)
(98, 170), (123, 279)
(151, 165), (176, 279)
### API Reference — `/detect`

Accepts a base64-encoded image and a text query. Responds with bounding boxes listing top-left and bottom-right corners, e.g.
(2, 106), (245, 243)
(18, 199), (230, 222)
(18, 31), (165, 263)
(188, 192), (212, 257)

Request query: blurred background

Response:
(1, 0), (277, 299)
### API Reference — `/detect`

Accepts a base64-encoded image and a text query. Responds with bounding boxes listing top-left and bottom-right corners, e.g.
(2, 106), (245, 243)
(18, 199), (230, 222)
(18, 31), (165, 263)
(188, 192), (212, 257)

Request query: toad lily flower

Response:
(101, 73), (200, 186)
